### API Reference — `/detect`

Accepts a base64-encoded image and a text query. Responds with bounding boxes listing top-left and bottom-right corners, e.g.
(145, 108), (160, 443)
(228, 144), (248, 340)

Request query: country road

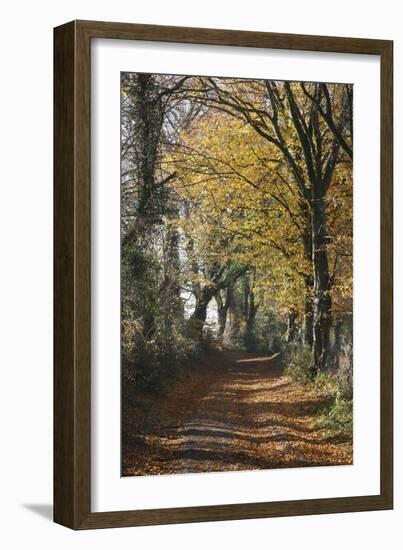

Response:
(122, 350), (352, 476)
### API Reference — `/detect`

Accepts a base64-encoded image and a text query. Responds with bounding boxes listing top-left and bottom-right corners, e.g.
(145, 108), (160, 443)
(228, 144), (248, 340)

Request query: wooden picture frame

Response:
(54, 19), (393, 529)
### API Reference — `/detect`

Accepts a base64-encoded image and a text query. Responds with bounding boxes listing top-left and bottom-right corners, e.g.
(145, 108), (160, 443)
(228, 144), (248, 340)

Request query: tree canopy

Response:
(120, 72), (353, 387)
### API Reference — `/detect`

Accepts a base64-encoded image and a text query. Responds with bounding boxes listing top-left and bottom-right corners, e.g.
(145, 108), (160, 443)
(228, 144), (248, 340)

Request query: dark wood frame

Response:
(54, 19), (393, 530)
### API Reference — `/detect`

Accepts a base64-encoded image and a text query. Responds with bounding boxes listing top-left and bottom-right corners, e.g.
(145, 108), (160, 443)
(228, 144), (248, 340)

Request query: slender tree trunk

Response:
(242, 272), (258, 351)
(244, 303), (258, 351)
(311, 197), (332, 372)
(161, 210), (183, 332)
(215, 294), (227, 338)
(227, 298), (242, 345)
(286, 309), (298, 343)
(303, 277), (314, 346)
(215, 287), (232, 339)
(302, 214), (314, 347)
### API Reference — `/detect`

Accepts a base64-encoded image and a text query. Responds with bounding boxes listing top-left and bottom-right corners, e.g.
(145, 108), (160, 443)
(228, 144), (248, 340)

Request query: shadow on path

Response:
(122, 350), (352, 476)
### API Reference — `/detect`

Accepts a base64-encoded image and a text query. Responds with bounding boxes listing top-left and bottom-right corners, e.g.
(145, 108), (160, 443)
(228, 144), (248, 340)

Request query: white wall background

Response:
(0, 0), (400, 547)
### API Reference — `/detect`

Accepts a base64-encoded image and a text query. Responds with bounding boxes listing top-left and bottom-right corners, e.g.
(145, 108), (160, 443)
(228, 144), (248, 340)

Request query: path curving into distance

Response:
(122, 350), (352, 476)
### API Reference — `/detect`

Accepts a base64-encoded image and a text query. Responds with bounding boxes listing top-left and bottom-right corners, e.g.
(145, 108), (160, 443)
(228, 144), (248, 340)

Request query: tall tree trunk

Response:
(227, 297), (242, 345)
(244, 304), (257, 352)
(242, 271), (258, 351)
(136, 74), (164, 221)
(311, 198), (332, 372)
(286, 309), (298, 343)
(215, 287), (232, 339)
(188, 287), (215, 339)
(303, 277), (314, 347)
(216, 303), (227, 338)
(161, 209), (183, 333)
(121, 74), (165, 340)
(302, 214), (314, 347)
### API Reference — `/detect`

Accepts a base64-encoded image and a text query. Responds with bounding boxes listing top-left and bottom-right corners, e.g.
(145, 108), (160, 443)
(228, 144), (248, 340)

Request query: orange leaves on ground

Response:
(122, 351), (352, 476)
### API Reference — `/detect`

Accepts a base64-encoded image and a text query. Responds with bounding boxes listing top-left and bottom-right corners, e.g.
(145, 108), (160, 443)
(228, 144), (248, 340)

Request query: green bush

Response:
(282, 343), (353, 436)
(122, 319), (194, 393)
(318, 394), (353, 434)
(283, 344), (314, 384)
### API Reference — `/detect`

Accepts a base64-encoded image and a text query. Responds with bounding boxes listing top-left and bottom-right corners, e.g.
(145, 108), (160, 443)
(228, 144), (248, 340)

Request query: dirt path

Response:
(122, 350), (352, 476)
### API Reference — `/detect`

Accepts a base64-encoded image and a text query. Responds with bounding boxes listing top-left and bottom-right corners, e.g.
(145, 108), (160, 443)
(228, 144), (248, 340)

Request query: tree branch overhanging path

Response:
(121, 72), (353, 475)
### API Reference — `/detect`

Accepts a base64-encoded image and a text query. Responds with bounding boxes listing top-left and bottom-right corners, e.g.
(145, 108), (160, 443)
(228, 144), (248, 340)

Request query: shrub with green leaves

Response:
(318, 394), (353, 434)
(283, 344), (314, 383)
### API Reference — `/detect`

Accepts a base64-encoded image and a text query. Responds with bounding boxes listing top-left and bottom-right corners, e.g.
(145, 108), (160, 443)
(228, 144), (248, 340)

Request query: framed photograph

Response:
(54, 20), (393, 529)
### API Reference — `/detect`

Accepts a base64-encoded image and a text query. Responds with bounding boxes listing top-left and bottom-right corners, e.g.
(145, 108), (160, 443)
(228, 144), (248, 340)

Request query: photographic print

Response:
(121, 73), (353, 477)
